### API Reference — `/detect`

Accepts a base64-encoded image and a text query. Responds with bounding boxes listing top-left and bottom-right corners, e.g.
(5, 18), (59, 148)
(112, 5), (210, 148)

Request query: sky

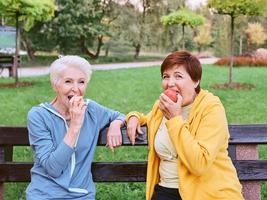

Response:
(186, 0), (207, 9)
(118, 0), (207, 10)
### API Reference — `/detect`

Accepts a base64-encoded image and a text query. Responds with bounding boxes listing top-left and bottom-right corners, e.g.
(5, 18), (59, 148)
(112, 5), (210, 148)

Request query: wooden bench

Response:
(0, 55), (20, 77)
(0, 124), (267, 200)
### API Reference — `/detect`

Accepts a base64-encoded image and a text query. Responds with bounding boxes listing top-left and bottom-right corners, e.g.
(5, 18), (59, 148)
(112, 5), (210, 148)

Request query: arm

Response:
(126, 111), (151, 145)
(27, 108), (74, 178)
(167, 102), (228, 176)
(91, 101), (125, 149)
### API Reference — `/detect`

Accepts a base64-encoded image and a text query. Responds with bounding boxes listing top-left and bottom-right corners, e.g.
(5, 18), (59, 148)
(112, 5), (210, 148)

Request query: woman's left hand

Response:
(106, 120), (123, 151)
(159, 93), (183, 120)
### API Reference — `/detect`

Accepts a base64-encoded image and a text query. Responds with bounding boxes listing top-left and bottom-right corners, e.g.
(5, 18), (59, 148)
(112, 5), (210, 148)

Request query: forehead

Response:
(163, 65), (186, 73)
(61, 67), (86, 79)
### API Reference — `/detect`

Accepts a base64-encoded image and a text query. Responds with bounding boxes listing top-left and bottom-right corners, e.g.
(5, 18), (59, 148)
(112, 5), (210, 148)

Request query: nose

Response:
(71, 83), (79, 92)
(167, 77), (175, 87)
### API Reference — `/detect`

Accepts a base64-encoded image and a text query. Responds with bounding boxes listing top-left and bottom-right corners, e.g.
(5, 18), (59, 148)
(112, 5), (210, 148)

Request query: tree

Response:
(161, 8), (205, 50)
(44, 0), (111, 59)
(193, 23), (213, 52)
(0, 0), (56, 84)
(208, 0), (267, 86)
(245, 22), (267, 49)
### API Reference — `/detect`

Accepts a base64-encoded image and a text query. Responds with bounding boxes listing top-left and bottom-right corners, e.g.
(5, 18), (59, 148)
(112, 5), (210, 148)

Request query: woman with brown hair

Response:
(126, 51), (244, 200)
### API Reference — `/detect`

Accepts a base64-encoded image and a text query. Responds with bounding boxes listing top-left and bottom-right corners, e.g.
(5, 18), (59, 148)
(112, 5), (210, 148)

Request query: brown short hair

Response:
(160, 51), (202, 93)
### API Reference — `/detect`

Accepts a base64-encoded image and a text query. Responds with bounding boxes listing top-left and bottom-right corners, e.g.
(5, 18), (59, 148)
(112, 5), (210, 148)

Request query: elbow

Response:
(41, 159), (64, 178)
(45, 163), (63, 178)
(186, 158), (213, 176)
(189, 166), (209, 176)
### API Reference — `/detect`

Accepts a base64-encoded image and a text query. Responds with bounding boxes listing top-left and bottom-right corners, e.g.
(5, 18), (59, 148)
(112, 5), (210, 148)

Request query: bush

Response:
(215, 55), (267, 67)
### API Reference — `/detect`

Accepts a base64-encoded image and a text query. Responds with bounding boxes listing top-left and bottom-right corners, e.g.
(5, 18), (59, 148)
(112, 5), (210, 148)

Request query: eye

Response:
(79, 80), (85, 84)
(65, 80), (71, 83)
(174, 74), (182, 79)
(162, 75), (169, 80)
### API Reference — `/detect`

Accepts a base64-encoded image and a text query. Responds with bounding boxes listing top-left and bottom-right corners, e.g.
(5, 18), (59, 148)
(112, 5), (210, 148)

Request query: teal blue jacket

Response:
(26, 99), (124, 200)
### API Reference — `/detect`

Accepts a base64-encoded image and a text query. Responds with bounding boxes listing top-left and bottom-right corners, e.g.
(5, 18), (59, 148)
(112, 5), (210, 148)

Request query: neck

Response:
(51, 98), (70, 120)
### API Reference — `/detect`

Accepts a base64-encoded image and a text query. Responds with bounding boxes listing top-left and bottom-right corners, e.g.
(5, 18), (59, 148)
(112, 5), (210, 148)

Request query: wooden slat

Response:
(233, 160), (267, 181)
(0, 160), (267, 182)
(0, 126), (28, 145)
(92, 162), (147, 182)
(229, 124), (267, 144)
(97, 126), (147, 146)
(0, 162), (146, 182)
(1, 124), (267, 146)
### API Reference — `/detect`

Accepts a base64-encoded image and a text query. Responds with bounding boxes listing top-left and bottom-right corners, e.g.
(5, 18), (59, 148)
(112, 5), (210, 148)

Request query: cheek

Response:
(161, 80), (167, 89)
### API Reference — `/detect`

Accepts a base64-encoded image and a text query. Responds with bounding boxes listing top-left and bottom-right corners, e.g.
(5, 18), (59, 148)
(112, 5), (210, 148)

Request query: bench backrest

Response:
(0, 124), (267, 182)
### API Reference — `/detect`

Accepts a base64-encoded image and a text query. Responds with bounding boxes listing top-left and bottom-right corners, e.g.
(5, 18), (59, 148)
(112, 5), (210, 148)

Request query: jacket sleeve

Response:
(27, 108), (74, 178)
(125, 101), (158, 126)
(125, 111), (151, 126)
(91, 101), (125, 129)
(166, 102), (228, 176)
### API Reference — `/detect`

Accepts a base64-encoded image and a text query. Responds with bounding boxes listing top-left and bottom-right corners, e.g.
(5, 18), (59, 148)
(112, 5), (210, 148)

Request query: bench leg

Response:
(236, 145), (260, 200)
(0, 183), (3, 200)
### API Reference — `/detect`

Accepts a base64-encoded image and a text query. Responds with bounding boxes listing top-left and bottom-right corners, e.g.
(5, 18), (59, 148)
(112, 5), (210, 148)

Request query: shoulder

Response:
(85, 99), (104, 111)
(197, 90), (222, 106)
(28, 105), (46, 119)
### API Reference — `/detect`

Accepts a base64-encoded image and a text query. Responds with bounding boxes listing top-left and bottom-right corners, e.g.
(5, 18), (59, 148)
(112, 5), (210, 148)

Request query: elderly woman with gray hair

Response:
(26, 55), (124, 200)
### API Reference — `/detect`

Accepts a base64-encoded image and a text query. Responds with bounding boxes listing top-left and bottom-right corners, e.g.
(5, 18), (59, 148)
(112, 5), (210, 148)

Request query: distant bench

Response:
(0, 55), (20, 77)
(0, 124), (267, 200)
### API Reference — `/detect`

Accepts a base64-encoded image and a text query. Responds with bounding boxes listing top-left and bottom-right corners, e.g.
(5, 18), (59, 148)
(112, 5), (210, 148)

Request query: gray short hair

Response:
(50, 55), (92, 86)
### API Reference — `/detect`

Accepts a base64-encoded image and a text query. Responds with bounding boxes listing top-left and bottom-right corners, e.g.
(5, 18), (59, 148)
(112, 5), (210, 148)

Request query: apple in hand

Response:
(164, 89), (178, 102)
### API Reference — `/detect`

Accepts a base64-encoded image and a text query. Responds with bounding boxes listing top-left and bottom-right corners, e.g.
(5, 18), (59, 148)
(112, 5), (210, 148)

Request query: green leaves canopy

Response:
(0, 0), (56, 30)
(208, 0), (267, 17)
(161, 8), (205, 28)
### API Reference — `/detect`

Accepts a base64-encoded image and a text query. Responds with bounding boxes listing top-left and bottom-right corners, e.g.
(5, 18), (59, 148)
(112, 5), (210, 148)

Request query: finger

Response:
(137, 125), (144, 134)
(127, 126), (135, 143)
(160, 93), (173, 104)
(107, 136), (114, 151)
(129, 129), (136, 145)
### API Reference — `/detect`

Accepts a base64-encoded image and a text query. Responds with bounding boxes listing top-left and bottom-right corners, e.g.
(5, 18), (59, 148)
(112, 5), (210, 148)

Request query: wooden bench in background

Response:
(0, 124), (267, 200)
(0, 55), (20, 77)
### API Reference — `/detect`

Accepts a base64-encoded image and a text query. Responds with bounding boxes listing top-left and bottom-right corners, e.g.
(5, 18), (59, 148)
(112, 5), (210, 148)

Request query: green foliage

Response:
(245, 22), (267, 46)
(161, 8), (205, 28)
(44, 0), (107, 54)
(0, 0), (56, 31)
(208, 0), (267, 17)
(193, 23), (213, 49)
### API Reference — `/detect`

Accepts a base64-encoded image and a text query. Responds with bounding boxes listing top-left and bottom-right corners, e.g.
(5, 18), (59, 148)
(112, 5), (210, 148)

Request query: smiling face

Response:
(162, 65), (199, 106)
(53, 66), (87, 108)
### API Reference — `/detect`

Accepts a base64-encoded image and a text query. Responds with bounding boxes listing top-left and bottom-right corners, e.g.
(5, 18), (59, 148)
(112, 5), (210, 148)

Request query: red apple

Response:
(164, 89), (178, 102)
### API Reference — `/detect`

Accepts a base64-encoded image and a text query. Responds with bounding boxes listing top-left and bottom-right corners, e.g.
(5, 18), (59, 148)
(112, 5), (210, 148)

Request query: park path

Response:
(0, 57), (218, 78)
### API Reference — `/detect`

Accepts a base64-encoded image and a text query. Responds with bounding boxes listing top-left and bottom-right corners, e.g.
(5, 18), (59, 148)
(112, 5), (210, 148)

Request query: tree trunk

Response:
(14, 12), (20, 85)
(229, 16), (235, 85)
(22, 39), (35, 61)
(134, 43), (141, 59)
(239, 35), (242, 55)
(182, 25), (185, 50)
(105, 44), (110, 57)
(80, 35), (103, 59)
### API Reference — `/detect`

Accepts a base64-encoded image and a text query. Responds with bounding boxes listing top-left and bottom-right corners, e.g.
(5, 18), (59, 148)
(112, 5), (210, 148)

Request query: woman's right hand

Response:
(69, 96), (86, 132)
(127, 116), (143, 145)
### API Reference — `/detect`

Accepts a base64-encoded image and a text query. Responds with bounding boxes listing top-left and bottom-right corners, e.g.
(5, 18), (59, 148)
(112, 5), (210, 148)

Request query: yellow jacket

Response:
(126, 90), (243, 200)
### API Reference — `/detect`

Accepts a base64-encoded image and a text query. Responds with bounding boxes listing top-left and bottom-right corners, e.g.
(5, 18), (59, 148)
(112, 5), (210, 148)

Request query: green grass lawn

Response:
(1, 64), (267, 199)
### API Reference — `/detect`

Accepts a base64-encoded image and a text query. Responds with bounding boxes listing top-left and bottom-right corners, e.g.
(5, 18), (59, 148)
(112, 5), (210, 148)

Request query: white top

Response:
(154, 104), (192, 188)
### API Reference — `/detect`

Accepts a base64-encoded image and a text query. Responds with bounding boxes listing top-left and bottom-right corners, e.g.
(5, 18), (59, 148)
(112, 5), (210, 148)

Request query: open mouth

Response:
(67, 95), (74, 100)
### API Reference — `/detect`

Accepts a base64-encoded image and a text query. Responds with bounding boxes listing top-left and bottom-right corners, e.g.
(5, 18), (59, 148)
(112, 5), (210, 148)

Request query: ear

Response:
(194, 80), (200, 88)
(52, 82), (58, 93)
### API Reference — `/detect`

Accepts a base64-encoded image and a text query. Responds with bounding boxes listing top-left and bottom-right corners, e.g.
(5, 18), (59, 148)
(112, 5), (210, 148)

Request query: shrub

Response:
(215, 55), (267, 67)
